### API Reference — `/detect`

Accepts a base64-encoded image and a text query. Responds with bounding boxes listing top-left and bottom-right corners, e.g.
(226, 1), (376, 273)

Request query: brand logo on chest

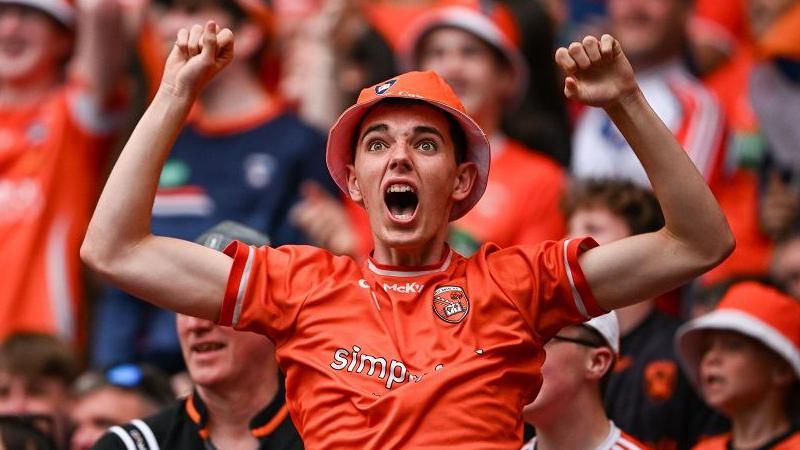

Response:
(383, 282), (423, 294)
(432, 285), (469, 324)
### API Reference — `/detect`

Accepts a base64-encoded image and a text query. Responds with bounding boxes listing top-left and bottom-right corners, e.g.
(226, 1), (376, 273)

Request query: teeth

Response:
(386, 184), (415, 193)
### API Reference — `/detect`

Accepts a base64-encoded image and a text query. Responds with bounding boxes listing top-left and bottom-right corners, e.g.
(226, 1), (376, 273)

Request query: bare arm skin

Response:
(81, 22), (235, 321)
(556, 35), (735, 311)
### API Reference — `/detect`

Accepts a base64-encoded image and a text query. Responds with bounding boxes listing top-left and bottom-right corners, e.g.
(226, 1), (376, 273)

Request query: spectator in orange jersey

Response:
(523, 312), (652, 450)
(80, 21), (734, 447)
(293, 1), (568, 257)
(0, 0), (130, 343)
(676, 282), (800, 450)
(565, 179), (727, 450)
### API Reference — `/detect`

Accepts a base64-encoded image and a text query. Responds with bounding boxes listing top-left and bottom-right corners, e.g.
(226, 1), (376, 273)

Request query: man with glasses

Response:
(522, 312), (648, 450)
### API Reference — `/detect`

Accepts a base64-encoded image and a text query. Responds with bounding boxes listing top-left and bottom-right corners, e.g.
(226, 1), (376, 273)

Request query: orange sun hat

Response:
(676, 282), (800, 387)
(326, 70), (490, 221)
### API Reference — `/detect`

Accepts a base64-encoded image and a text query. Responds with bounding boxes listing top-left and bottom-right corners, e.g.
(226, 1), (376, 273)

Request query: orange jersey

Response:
(451, 138), (566, 254)
(219, 238), (604, 448)
(0, 85), (111, 341)
(693, 430), (800, 450)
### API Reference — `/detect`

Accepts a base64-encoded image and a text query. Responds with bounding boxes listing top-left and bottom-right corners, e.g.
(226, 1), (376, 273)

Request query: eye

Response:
(367, 140), (387, 152)
(417, 140), (437, 152)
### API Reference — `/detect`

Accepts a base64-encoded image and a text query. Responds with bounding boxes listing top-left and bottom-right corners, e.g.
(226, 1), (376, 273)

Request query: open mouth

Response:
(384, 183), (418, 221)
(192, 342), (226, 354)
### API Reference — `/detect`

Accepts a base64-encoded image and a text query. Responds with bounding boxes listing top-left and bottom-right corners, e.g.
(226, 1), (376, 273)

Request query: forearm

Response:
(83, 88), (192, 263)
(71, 0), (126, 105)
(605, 90), (734, 261)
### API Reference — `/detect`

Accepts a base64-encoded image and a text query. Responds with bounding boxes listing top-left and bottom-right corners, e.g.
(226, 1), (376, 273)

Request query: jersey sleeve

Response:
(485, 237), (606, 341)
(218, 242), (342, 342)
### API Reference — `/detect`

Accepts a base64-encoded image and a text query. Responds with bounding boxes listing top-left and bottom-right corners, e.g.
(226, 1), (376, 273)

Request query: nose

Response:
(178, 314), (216, 334)
(700, 341), (721, 368)
(388, 144), (413, 172)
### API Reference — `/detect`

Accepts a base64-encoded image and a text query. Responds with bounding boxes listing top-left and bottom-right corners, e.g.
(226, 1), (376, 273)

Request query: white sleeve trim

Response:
(232, 246), (255, 327)
(109, 426), (137, 450)
(563, 240), (590, 319)
(131, 419), (160, 450)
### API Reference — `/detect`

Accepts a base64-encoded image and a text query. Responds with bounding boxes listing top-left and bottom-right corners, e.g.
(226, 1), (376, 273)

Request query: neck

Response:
(729, 394), (790, 450)
(199, 63), (272, 119)
(529, 388), (611, 450)
(0, 71), (60, 108)
(371, 227), (449, 266)
(197, 368), (280, 439)
(616, 300), (654, 336)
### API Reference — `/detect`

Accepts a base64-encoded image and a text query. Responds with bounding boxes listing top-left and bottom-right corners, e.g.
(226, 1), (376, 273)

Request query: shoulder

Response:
(91, 402), (186, 450)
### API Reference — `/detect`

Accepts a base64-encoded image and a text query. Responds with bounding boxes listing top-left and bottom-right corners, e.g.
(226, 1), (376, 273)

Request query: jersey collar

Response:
(366, 246), (454, 277)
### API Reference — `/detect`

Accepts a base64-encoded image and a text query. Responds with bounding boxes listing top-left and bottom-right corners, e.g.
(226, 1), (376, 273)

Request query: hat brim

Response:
(1, 0), (74, 26)
(326, 94), (490, 222)
(675, 309), (800, 389)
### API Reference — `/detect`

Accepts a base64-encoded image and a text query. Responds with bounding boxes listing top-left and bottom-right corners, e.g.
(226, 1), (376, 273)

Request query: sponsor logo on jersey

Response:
(432, 285), (469, 324)
(375, 79), (396, 95)
(383, 282), (423, 294)
(329, 344), (444, 390)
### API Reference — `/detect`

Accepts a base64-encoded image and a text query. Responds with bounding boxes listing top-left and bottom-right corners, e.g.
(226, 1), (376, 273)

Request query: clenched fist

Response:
(555, 34), (638, 109)
(160, 21), (234, 98)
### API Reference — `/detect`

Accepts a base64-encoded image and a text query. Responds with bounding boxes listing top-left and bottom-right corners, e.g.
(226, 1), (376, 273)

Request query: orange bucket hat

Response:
(676, 282), (800, 387)
(326, 70), (490, 221)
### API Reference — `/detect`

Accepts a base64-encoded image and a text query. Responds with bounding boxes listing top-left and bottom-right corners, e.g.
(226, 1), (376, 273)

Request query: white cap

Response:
(0, 0), (75, 27)
(584, 311), (620, 355)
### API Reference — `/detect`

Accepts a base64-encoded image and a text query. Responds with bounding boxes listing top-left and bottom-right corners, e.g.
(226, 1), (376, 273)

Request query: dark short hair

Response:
(352, 98), (468, 165)
(562, 179), (665, 236)
(0, 333), (79, 386)
(72, 363), (175, 408)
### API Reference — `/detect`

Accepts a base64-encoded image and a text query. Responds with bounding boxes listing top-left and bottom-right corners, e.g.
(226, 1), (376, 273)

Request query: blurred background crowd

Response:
(1, 0), (799, 448)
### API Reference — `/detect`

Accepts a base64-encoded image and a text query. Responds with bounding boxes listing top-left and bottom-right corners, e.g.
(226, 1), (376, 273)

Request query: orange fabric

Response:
(0, 84), (109, 342)
(361, 1), (441, 51)
(250, 404), (290, 438)
(702, 47), (772, 284)
(718, 282), (800, 350)
(453, 139), (565, 250)
(137, 18), (166, 102)
(692, 431), (800, 450)
(219, 237), (603, 448)
(756, 1), (800, 59)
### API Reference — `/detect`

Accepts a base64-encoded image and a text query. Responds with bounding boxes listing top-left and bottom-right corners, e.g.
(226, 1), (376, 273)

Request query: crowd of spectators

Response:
(1, 0), (798, 449)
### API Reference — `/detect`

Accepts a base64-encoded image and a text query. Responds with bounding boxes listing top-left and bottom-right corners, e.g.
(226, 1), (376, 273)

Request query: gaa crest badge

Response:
(375, 79), (397, 95)
(433, 286), (469, 324)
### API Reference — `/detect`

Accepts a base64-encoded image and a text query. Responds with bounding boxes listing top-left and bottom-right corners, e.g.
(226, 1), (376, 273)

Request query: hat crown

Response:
(357, 71), (467, 114)
(717, 282), (800, 350)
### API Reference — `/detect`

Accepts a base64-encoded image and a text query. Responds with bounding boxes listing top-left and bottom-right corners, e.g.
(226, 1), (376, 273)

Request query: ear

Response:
(346, 164), (363, 205)
(452, 161), (478, 202)
(585, 348), (614, 382)
(232, 22), (264, 60)
(771, 358), (796, 389)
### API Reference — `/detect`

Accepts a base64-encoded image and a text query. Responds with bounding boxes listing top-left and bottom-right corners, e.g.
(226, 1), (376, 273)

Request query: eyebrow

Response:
(414, 126), (445, 142)
(359, 124), (388, 142)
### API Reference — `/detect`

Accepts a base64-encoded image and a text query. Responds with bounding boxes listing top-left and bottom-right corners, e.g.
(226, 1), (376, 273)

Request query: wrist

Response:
(603, 88), (645, 119)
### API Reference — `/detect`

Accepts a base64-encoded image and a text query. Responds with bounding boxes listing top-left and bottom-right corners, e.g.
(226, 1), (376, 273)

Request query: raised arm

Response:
(556, 35), (735, 311)
(81, 22), (235, 321)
